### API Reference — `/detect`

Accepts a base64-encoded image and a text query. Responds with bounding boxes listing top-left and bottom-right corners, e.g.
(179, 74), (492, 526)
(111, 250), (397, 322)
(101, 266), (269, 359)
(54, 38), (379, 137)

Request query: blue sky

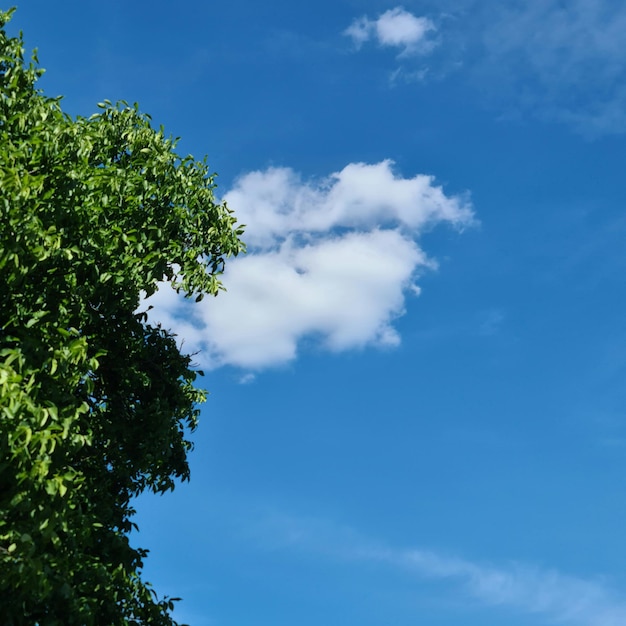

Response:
(12, 1), (626, 624)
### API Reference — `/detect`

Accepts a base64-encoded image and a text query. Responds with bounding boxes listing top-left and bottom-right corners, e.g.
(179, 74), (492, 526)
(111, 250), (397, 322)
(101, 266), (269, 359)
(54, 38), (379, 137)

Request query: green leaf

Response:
(0, 9), (243, 623)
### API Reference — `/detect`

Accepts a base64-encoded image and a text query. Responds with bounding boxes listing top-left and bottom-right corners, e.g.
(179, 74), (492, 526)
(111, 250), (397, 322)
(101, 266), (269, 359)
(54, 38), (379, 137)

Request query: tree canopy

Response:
(0, 9), (244, 624)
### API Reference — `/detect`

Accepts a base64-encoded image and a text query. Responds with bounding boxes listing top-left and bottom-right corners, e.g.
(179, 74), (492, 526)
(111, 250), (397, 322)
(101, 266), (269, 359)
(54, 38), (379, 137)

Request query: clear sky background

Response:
(10, 1), (626, 625)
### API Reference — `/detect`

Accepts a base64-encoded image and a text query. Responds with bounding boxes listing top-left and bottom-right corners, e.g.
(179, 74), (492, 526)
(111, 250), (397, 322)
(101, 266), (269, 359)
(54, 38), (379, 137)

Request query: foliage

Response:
(0, 9), (243, 624)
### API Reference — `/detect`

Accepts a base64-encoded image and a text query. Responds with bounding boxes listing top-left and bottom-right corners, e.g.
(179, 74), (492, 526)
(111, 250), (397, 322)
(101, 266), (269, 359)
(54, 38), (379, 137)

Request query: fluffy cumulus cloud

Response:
(144, 160), (473, 370)
(344, 7), (436, 56)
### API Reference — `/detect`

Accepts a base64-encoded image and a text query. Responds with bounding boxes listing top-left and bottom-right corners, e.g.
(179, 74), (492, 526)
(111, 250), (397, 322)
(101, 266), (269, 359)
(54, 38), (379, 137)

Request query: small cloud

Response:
(238, 373), (256, 385)
(344, 7), (436, 57)
(389, 66), (430, 85)
(478, 309), (505, 336)
(343, 16), (372, 49)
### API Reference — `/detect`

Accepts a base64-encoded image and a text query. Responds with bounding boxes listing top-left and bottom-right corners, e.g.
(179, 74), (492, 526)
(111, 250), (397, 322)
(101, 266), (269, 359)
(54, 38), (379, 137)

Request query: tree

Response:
(0, 9), (244, 624)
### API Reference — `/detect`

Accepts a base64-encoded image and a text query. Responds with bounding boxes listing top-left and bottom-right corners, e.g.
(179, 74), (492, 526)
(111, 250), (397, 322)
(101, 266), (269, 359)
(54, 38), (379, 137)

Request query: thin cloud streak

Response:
(255, 513), (626, 626)
(396, 550), (626, 626)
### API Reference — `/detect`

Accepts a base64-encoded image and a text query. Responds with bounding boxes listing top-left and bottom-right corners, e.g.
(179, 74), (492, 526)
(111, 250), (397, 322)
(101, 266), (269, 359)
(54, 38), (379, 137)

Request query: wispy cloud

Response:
(344, 7), (436, 57)
(472, 0), (626, 135)
(253, 512), (626, 626)
(396, 551), (626, 626)
(477, 308), (505, 336)
(344, 2), (626, 135)
(145, 160), (473, 371)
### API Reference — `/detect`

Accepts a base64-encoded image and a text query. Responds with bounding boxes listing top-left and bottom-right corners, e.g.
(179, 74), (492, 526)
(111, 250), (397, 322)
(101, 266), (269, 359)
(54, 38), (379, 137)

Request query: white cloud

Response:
(344, 8), (436, 56)
(227, 160), (470, 248)
(144, 160), (473, 370)
(253, 512), (626, 626)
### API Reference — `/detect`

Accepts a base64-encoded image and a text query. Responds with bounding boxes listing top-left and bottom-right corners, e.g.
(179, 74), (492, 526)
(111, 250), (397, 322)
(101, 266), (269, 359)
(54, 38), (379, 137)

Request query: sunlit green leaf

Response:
(0, 9), (243, 624)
